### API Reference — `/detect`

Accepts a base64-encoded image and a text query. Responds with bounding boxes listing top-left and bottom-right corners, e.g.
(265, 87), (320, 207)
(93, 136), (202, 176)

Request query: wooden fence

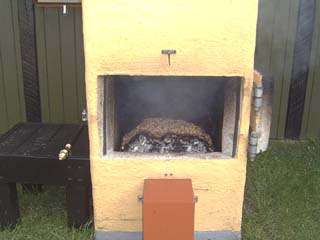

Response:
(0, 0), (320, 139)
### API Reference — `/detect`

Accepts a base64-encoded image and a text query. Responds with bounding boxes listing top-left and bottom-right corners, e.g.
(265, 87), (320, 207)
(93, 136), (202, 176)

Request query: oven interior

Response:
(103, 76), (242, 157)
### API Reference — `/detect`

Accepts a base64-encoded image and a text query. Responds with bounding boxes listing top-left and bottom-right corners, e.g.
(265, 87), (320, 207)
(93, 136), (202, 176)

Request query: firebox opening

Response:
(103, 75), (241, 157)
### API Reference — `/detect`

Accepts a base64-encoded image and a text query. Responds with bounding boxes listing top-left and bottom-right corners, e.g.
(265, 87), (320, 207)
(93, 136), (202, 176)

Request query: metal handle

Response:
(161, 49), (176, 55)
(161, 49), (177, 66)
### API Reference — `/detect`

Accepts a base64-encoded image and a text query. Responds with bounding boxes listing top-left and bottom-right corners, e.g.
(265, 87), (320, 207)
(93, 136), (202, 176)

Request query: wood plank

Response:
(268, 0), (292, 138)
(0, 0), (25, 129)
(39, 124), (80, 156)
(75, 8), (86, 115)
(59, 9), (79, 123)
(35, 6), (51, 122)
(44, 8), (64, 123)
(0, 124), (41, 154)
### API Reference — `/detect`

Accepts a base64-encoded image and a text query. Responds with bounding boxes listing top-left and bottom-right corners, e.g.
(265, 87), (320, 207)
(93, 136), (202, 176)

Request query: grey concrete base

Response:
(95, 230), (241, 240)
(95, 231), (142, 240)
(195, 231), (241, 240)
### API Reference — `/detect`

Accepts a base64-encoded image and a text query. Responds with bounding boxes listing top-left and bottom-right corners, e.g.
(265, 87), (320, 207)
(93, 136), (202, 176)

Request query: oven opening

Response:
(103, 75), (242, 158)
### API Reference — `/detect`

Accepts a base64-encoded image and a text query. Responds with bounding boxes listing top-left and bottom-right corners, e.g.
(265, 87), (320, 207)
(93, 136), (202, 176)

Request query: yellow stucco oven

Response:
(81, 0), (271, 239)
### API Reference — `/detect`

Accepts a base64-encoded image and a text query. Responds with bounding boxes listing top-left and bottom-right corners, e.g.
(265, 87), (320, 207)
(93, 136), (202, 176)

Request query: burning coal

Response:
(121, 118), (214, 153)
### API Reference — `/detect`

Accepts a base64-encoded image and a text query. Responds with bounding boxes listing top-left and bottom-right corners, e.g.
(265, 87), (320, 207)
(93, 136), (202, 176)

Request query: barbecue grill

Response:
(81, 0), (271, 239)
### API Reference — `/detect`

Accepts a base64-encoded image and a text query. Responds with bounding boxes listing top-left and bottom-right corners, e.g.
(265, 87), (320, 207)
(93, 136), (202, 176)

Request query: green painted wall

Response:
(35, 6), (86, 124)
(0, 0), (26, 134)
(255, 0), (299, 139)
(301, 2), (320, 138)
(255, 0), (320, 139)
(0, 0), (320, 138)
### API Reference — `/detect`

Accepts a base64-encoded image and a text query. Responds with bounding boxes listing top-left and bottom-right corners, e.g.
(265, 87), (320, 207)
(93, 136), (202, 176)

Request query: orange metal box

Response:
(143, 179), (195, 240)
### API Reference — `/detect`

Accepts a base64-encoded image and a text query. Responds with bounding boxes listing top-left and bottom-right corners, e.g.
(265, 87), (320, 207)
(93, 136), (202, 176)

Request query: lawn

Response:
(0, 186), (93, 240)
(0, 140), (319, 240)
(242, 139), (320, 239)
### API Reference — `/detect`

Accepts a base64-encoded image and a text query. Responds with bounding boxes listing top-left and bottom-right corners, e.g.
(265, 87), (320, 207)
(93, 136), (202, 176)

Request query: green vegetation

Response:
(0, 186), (93, 240)
(1, 140), (319, 240)
(242, 139), (320, 239)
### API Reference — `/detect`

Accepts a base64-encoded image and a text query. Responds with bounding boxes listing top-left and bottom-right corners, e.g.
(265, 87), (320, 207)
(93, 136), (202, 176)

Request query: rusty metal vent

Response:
(143, 179), (195, 240)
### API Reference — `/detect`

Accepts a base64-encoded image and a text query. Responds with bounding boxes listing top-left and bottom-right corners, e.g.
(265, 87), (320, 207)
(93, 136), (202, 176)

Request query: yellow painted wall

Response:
(92, 156), (246, 231)
(82, 0), (258, 233)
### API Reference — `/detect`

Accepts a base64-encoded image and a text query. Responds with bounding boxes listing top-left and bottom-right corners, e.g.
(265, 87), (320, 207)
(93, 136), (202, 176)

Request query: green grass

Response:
(0, 186), (93, 240)
(242, 139), (320, 239)
(0, 140), (319, 240)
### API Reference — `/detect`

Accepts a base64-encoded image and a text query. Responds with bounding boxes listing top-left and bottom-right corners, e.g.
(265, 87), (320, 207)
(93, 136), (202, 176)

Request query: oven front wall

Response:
(93, 157), (246, 233)
(82, 0), (258, 77)
(82, 0), (258, 237)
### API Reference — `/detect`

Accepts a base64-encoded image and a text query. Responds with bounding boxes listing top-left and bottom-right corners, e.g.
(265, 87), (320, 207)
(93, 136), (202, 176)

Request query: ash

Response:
(123, 133), (212, 153)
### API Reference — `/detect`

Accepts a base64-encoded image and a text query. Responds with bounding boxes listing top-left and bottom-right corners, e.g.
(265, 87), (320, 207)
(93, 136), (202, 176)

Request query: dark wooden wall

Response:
(0, 0), (320, 139)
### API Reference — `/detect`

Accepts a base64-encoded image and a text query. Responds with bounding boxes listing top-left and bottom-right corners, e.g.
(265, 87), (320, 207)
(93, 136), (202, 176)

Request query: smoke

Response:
(111, 75), (240, 150)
